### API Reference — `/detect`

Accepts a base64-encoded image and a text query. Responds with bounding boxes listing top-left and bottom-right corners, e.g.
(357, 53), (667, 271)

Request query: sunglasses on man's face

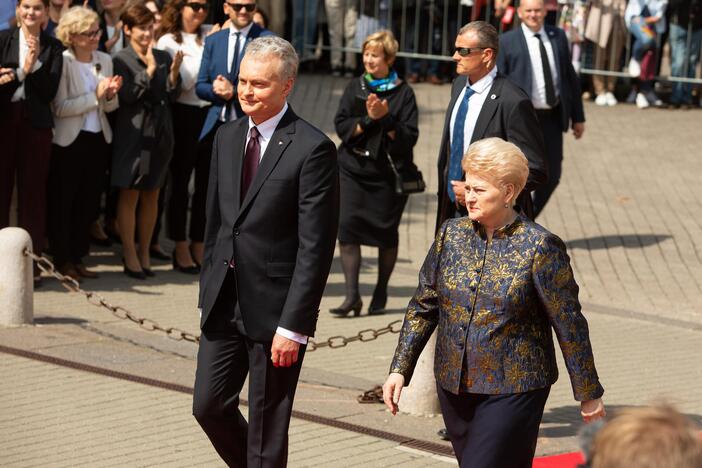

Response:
(226, 2), (255, 12)
(455, 46), (487, 57)
(185, 2), (209, 12)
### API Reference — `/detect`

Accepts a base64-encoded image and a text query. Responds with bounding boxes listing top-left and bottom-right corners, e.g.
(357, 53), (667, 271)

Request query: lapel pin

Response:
(278, 141), (283, 145)
(491, 94), (497, 100)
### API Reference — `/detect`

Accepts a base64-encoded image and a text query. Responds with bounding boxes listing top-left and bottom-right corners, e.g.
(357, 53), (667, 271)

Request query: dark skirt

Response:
(338, 168), (408, 248)
(111, 146), (172, 190)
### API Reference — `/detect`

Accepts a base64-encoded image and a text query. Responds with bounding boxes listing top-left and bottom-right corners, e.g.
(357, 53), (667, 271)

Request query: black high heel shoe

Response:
(173, 250), (200, 274)
(368, 292), (387, 315)
(329, 298), (363, 317)
(122, 257), (146, 280)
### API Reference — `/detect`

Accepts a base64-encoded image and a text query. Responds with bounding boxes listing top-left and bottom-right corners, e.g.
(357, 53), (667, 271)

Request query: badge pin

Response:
(491, 94), (497, 100)
(278, 141), (283, 145)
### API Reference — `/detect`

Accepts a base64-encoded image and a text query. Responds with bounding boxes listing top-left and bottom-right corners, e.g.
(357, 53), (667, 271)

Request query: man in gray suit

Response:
(192, 36), (339, 467)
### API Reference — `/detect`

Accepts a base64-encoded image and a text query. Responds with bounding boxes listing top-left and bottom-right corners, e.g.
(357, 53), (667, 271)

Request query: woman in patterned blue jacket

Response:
(383, 137), (606, 468)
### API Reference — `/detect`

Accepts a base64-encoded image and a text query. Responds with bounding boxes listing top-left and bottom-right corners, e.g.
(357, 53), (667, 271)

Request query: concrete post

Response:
(399, 331), (441, 416)
(0, 227), (34, 326)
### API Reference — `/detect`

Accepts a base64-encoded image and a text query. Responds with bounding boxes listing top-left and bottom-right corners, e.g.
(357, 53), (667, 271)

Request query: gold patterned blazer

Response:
(390, 215), (604, 401)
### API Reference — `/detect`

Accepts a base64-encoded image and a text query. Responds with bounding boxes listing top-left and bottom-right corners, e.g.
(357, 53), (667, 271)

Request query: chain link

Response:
(24, 249), (404, 351)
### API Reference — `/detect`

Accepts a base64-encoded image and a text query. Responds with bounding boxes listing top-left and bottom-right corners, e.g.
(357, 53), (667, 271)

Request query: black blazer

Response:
(0, 27), (63, 128)
(497, 25), (585, 132)
(198, 107), (339, 341)
(436, 73), (548, 230)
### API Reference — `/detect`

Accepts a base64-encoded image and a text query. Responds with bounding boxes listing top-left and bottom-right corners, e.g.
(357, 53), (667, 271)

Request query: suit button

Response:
(233, 228), (240, 236)
(223, 260), (228, 265)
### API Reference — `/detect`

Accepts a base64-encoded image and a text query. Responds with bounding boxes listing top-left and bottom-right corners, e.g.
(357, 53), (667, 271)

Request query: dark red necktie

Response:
(241, 126), (261, 200)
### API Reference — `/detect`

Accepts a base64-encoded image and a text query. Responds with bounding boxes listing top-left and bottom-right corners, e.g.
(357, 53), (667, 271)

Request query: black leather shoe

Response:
(143, 267), (155, 277)
(437, 428), (450, 441)
(329, 298), (363, 317)
(123, 258), (146, 280)
(173, 250), (200, 274)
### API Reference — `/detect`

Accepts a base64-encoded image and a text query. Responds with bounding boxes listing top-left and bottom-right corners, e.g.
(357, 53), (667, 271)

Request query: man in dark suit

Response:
(192, 36), (339, 467)
(497, 0), (585, 218)
(436, 21), (547, 231)
(196, 0), (274, 141)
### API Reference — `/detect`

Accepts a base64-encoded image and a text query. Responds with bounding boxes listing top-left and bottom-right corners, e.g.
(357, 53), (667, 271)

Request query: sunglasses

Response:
(455, 46), (488, 57)
(78, 29), (102, 39)
(226, 2), (255, 12)
(185, 2), (209, 11)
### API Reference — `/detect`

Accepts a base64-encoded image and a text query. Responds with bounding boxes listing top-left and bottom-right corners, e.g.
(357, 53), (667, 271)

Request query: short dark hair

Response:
(458, 21), (499, 55)
(120, 3), (155, 29)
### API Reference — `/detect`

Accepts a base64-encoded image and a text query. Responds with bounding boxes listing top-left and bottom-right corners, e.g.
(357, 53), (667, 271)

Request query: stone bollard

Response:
(399, 331), (441, 416)
(0, 227), (34, 326)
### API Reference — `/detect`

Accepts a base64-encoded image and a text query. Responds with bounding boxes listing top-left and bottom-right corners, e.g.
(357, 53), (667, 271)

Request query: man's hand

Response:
(581, 398), (606, 423)
(270, 333), (300, 368)
(572, 122), (585, 139)
(451, 180), (466, 206)
(382, 373), (405, 415)
(213, 74), (234, 100)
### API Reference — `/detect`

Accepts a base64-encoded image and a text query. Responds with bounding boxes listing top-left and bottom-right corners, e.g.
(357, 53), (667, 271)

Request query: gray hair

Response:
(458, 21), (499, 55)
(243, 36), (299, 82)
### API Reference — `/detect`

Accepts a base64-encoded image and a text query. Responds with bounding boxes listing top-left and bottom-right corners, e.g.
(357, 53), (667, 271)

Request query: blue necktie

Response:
(448, 87), (475, 201)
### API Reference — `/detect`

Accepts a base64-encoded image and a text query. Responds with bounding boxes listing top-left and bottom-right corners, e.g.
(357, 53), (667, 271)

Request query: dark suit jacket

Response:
(198, 107), (339, 341)
(0, 27), (63, 128)
(497, 25), (585, 133)
(436, 73), (547, 231)
(195, 24), (275, 140)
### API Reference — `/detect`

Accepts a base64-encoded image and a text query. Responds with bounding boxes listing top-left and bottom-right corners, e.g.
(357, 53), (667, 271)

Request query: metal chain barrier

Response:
(24, 249), (404, 352)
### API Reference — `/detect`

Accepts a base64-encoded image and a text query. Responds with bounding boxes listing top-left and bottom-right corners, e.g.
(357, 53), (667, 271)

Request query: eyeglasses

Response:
(454, 46), (488, 57)
(79, 29), (103, 39)
(226, 2), (255, 12)
(185, 2), (209, 12)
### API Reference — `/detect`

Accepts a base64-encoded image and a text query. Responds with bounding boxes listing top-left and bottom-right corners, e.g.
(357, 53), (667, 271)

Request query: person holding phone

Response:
(330, 29), (419, 317)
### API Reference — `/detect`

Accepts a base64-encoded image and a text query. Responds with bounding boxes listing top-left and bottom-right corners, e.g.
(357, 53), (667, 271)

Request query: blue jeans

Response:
(629, 17), (657, 61)
(669, 23), (702, 104)
(292, 0), (319, 61)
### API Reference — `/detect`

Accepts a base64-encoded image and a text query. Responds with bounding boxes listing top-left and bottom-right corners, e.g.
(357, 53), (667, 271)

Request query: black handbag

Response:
(385, 152), (426, 195)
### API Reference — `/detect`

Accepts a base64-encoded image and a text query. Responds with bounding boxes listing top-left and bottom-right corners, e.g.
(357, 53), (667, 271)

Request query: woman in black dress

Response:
(330, 30), (419, 317)
(111, 3), (181, 279)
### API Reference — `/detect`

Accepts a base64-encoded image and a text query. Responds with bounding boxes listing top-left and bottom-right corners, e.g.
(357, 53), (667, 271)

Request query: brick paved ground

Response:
(1, 74), (701, 466)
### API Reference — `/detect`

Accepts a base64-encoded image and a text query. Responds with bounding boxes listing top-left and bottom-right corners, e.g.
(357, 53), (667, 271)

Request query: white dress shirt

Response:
(449, 66), (497, 155)
(245, 102), (307, 345)
(220, 22), (254, 121)
(157, 32), (210, 107)
(521, 23), (560, 110)
(12, 28), (43, 102)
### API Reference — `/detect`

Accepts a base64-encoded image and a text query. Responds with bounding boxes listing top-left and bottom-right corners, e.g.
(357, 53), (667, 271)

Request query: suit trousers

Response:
(166, 103), (210, 243)
(0, 102), (53, 255)
(48, 131), (108, 266)
(193, 271), (306, 468)
(532, 107), (563, 218)
(437, 384), (550, 468)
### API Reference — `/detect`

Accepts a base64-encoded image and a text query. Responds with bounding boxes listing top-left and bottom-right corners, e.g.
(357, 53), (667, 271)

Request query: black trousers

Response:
(193, 271), (305, 468)
(48, 131), (108, 266)
(166, 103), (211, 242)
(438, 384), (550, 468)
(532, 107), (563, 218)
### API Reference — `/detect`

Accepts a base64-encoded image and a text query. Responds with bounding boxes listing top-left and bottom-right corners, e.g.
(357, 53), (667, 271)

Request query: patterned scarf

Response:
(364, 69), (400, 92)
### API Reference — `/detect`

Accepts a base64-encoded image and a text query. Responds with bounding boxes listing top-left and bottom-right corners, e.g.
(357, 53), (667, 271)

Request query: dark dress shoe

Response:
(149, 246), (171, 261)
(173, 252), (200, 274)
(75, 263), (99, 279)
(122, 258), (146, 280)
(437, 428), (450, 441)
(329, 298), (363, 317)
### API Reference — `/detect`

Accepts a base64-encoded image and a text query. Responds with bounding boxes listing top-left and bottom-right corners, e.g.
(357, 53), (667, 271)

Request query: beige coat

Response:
(585, 0), (628, 48)
(52, 49), (118, 147)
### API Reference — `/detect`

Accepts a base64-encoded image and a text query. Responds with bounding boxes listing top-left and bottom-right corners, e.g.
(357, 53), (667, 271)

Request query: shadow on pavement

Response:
(565, 234), (672, 250)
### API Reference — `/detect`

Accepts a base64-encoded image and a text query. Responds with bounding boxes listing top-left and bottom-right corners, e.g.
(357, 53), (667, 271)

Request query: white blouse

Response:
(156, 31), (210, 107)
(75, 61), (102, 133)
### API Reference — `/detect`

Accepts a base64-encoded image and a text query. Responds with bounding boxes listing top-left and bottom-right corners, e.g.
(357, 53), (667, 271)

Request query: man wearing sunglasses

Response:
(497, 0), (586, 219)
(195, 0), (273, 144)
(435, 20), (548, 230)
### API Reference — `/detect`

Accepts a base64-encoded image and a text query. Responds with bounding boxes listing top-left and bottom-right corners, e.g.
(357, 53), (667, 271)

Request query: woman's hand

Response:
(382, 373), (405, 415)
(169, 49), (184, 86)
(96, 77), (111, 99)
(23, 34), (39, 76)
(581, 398), (606, 423)
(366, 93), (389, 120)
(139, 44), (157, 78)
(105, 75), (123, 100)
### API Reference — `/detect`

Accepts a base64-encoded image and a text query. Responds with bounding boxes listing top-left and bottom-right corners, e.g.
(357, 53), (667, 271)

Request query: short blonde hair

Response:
(590, 404), (702, 468)
(362, 29), (399, 65)
(56, 6), (99, 47)
(461, 137), (529, 195)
